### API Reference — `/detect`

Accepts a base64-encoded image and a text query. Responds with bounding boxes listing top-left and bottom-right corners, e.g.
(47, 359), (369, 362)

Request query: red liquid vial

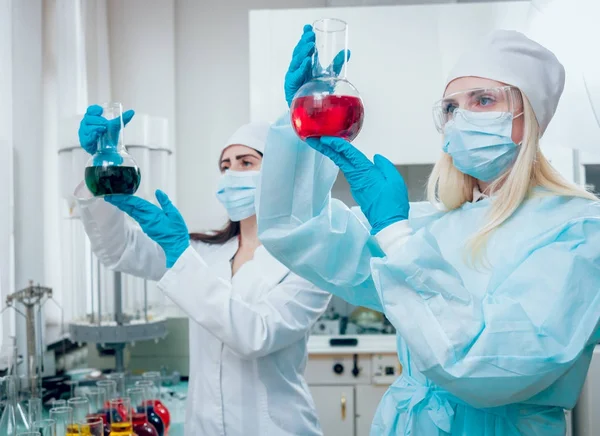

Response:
(290, 95), (364, 142)
(133, 412), (159, 436)
(144, 399), (170, 431)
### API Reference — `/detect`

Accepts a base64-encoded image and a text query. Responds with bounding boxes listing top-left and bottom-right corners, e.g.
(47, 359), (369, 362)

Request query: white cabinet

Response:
(355, 385), (388, 436)
(306, 350), (397, 436)
(310, 385), (355, 436)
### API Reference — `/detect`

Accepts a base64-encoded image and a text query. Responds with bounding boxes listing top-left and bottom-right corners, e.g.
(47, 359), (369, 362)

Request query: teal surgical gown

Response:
(256, 113), (600, 435)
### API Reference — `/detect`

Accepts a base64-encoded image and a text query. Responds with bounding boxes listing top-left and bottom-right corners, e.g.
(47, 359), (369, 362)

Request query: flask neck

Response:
(98, 122), (125, 153)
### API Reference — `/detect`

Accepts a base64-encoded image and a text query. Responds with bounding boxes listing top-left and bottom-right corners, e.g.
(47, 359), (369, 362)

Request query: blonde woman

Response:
(257, 27), (600, 435)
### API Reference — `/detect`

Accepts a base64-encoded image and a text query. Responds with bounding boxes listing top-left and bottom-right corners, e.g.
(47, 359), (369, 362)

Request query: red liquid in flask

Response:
(291, 95), (364, 141)
(144, 399), (170, 431)
(133, 412), (159, 436)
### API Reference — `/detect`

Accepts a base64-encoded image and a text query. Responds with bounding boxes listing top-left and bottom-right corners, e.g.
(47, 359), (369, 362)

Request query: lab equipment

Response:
(105, 190), (190, 268)
(84, 416), (104, 436)
(49, 406), (73, 436)
(141, 372), (170, 431)
(67, 396), (90, 427)
(127, 387), (159, 436)
(105, 374), (125, 399)
(84, 103), (141, 197)
(108, 397), (133, 435)
(306, 136), (409, 234)
(0, 376), (29, 435)
(215, 171), (261, 221)
(443, 110), (520, 181)
(27, 398), (42, 427)
(290, 19), (364, 141)
(64, 111), (172, 372)
(257, 110), (600, 434)
(15, 432), (40, 436)
(84, 387), (110, 435)
(31, 419), (56, 436)
(135, 381), (164, 436)
(4, 282), (53, 398)
(446, 30), (564, 135)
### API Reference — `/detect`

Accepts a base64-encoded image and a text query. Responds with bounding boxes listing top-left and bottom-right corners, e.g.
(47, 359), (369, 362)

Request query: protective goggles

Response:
(432, 86), (524, 133)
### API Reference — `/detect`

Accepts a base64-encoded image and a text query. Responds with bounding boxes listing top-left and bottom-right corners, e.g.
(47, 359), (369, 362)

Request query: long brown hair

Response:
(190, 220), (240, 245)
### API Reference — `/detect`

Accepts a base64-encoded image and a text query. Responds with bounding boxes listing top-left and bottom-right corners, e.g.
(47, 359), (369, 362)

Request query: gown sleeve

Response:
(257, 112), (385, 312)
(371, 216), (600, 408)
(75, 182), (167, 281)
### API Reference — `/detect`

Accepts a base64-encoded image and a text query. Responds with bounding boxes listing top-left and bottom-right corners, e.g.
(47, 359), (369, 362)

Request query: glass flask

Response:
(134, 381), (164, 436)
(141, 372), (170, 431)
(0, 376), (30, 435)
(126, 387), (158, 436)
(84, 102), (141, 197)
(290, 18), (364, 142)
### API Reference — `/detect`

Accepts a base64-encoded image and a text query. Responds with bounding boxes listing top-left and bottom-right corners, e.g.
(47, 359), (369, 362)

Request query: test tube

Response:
(68, 397), (90, 424)
(141, 372), (162, 399)
(83, 416), (104, 436)
(52, 399), (67, 408)
(96, 380), (117, 401)
(31, 419), (56, 436)
(109, 397), (133, 434)
(49, 406), (74, 436)
(27, 398), (43, 426)
(106, 373), (125, 398)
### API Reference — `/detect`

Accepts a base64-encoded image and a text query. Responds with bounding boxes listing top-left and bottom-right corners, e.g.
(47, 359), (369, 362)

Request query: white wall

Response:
(0, 0), (15, 347)
(174, 0), (329, 231)
(107, 0), (177, 155)
(249, 2), (529, 166)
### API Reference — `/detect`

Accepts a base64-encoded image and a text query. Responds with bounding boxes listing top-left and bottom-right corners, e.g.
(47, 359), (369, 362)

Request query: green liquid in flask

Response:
(85, 166), (141, 197)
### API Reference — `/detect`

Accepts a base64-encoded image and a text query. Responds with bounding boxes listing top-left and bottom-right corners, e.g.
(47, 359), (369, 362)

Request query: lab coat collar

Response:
(217, 236), (289, 286)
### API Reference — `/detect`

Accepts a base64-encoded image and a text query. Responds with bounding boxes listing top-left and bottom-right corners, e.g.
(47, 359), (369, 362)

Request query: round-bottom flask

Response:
(290, 77), (364, 142)
(84, 102), (141, 197)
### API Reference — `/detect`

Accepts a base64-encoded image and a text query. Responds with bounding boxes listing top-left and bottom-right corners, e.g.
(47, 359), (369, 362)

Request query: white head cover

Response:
(221, 121), (271, 156)
(445, 29), (565, 136)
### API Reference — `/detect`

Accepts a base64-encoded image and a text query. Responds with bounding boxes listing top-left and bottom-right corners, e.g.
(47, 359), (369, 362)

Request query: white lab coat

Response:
(75, 193), (331, 435)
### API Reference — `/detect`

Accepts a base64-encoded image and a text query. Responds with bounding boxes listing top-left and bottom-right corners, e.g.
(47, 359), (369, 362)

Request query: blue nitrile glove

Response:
(284, 25), (351, 107)
(78, 104), (135, 154)
(105, 190), (190, 268)
(306, 137), (409, 235)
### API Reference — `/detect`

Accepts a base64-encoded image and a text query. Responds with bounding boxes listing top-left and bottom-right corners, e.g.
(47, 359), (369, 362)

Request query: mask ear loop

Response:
(512, 111), (524, 146)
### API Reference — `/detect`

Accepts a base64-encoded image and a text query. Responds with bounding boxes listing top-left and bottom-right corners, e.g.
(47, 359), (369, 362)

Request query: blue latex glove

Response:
(78, 104), (135, 154)
(306, 137), (409, 235)
(105, 190), (190, 268)
(284, 25), (351, 107)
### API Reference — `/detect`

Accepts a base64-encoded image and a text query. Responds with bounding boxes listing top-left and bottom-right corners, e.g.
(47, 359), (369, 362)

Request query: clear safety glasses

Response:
(432, 86), (523, 133)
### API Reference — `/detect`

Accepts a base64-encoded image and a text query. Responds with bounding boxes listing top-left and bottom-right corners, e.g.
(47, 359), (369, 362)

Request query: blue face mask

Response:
(443, 109), (521, 182)
(216, 170), (261, 222)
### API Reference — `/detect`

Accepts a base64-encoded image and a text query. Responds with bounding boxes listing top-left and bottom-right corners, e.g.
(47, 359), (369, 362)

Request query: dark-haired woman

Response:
(75, 110), (331, 436)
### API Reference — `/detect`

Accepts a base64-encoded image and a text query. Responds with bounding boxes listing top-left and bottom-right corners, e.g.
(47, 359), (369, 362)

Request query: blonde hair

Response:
(426, 92), (597, 265)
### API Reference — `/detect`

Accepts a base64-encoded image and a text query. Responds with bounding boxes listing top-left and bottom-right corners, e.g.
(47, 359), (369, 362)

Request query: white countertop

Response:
(307, 334), (397, 355)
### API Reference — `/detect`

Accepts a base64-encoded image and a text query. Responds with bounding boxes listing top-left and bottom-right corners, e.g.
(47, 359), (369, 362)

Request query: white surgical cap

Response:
(221, 121), (271, 156)
(445, 29), (565, 136)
